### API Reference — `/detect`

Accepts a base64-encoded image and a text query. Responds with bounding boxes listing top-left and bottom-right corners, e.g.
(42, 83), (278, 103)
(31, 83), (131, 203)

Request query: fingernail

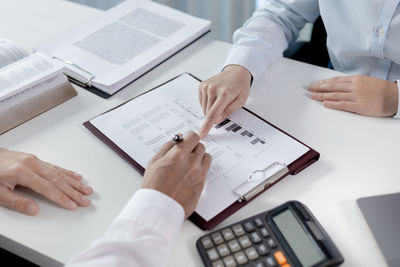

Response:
(83, 184), (93, 193)
(73, 172), (83, 179)
(26, 204), (38, 215)
(80, 196), (91, 205)
(69, 201), (78, 210)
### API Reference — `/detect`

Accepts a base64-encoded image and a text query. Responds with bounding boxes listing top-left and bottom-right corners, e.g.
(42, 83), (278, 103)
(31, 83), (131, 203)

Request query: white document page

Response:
(0, 53), (63, 100)
(90, 74), (309, 221)
(0, 38), (29, 69)
(38, 0), (211, 94)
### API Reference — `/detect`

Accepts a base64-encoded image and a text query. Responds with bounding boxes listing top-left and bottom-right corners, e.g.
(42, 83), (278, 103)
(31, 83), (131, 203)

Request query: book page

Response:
(90, 74), (310, 221)
(38, 0), (210, 94)
(0, 53), (63, 100)
(0, 73), (67, 113)
(0, 38), (29, 69)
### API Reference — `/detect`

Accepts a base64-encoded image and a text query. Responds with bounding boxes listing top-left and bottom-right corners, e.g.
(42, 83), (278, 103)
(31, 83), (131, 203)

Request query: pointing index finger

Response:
(200, 95), (232, 138)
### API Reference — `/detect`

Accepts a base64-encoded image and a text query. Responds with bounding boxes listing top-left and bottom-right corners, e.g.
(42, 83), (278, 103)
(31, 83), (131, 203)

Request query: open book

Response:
(37, 0), (211, 97)
(0, 38), (76, 135)
(84, 74), (319, 229)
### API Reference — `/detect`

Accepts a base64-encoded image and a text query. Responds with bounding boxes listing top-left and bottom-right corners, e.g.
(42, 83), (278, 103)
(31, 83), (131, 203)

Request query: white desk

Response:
(0, 1), (398, 266)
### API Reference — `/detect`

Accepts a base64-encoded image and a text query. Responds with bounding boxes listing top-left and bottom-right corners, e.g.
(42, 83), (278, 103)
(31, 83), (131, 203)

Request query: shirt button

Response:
(378, 28), (385, 37)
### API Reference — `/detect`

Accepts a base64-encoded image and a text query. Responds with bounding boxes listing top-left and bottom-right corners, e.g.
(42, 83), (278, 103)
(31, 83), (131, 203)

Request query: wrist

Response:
(223, 65), (253, 86)
(385, 81), (399, 117)
(392, 81), (400, 118)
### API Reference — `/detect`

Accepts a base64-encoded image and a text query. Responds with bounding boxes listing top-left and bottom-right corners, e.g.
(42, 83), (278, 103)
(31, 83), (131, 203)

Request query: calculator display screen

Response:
(273, 209), (325, 267)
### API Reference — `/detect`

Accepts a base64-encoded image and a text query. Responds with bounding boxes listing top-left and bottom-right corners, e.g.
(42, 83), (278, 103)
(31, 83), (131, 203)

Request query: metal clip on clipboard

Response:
(233, 162), (289, 202)
(52, 56), (96, 87)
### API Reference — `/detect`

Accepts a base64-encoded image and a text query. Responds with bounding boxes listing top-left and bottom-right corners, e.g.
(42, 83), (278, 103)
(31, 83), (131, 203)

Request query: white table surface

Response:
(1, 0), (398, 266)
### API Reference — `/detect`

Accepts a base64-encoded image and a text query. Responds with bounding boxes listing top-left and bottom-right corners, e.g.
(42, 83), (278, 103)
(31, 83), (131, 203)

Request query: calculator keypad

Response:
(198, 216), (292, 267)
(232, 224), (245, 236)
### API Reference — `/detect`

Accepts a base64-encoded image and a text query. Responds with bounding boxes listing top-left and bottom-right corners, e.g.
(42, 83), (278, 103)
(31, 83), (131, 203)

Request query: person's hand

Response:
(0, 148), (93, 216)
(199, 65), (252, 138)
(142, 132), (211, 218)
(308, 75), (399, 117)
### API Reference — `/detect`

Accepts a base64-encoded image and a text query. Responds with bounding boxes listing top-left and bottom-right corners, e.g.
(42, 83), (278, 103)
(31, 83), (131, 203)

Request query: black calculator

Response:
(196, 201), (344, 267)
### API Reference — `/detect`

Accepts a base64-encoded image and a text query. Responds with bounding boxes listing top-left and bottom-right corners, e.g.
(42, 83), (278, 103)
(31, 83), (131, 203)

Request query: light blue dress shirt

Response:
(224, 0), (400, 118)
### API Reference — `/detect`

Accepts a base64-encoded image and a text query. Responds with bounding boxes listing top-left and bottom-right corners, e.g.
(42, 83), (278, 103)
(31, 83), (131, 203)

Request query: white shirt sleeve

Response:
(223, 0), (320, 82)
(66, 188), (185, 267)
(394, 80), (400, 119)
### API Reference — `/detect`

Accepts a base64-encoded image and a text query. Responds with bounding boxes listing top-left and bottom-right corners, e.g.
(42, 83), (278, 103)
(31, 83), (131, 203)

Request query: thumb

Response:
(0, 187), (39, 216)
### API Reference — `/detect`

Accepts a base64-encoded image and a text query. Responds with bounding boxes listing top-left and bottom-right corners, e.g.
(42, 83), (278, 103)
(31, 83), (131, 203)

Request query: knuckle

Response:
(208, 85), (217, 94)
(220, 89), (231, 98)
(224, 106), (232, 116)
(198, 143), (206, 153)
(54, 177), (65, 188)
(6, 163), (25, 176)
(21, 154), (37, 164)
(209, 111), (219, 120)
(191, 132), (200, 142)
(199, 82), (208, 91)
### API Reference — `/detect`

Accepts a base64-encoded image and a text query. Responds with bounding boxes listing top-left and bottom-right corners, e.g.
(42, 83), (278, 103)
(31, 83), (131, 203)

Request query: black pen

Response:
(172, 134), (183, 143)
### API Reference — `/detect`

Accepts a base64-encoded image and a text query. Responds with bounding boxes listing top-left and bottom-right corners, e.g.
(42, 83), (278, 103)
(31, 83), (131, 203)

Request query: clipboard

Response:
(83, 73), (320, 230)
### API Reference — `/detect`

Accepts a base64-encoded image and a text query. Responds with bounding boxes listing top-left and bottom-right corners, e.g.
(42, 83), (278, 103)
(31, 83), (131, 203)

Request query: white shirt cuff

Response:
(115, 188), (185, 245)
(223, 45), (268, 83)
(394, 80), (400, 119)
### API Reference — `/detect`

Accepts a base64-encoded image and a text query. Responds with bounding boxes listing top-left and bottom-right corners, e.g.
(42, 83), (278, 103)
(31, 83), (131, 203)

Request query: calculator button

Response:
(254, 261), (265, 267)
(232, 224), (245, 236)
(234, 251), (248, 265)
(213, 260), (225, 267)
(222, 228), (235, 240)
(260, 227), (270, 238)
(250, 232), (262, 244)
(227, 239), (241, 252)
(201, 236), (213, 249)
(238, 235), (252, 248)
(267, 238), (277, 248)
(254, 218), (264, 227)
(264, 256), (278, 267)
(207, 248), (220, 261)
(244, 221), (256, 232)
(245, 247), (259, 260)
(212, 232), (224, 245)
(223, 256), (237, 267)
(217, 244), (230, 257)
(256, 243), (269, 256)
(274, 251), (287, 265)
(282, 264), (291, 267)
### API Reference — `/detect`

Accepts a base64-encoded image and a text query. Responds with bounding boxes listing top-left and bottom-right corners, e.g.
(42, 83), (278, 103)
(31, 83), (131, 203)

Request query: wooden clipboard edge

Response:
(83, 72), (320, 230)
(71, 30), (211, 99)
(83, 121), (145, 175)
